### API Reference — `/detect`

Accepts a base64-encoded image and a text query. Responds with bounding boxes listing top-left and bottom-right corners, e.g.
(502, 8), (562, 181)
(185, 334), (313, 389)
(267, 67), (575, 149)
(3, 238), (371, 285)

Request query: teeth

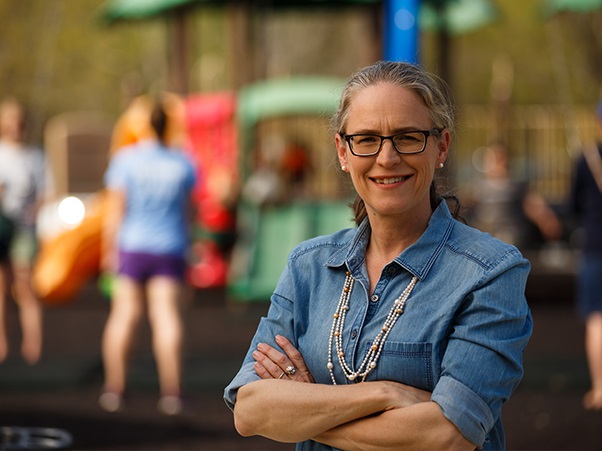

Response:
(375, 177), (405, 185)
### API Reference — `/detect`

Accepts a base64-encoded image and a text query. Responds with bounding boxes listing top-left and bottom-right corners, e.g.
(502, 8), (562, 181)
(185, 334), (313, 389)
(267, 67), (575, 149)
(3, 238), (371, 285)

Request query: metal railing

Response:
(454, 104), (599, 204)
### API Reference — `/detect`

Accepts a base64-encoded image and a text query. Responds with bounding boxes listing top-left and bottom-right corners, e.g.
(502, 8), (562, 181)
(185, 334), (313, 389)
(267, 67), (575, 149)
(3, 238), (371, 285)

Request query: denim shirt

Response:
(224, 201), (533, 451)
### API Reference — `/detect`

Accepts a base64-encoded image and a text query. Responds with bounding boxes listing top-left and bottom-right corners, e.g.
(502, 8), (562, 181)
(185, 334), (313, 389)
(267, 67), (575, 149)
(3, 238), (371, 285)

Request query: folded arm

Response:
(234, 336), (475, 449)
(235, 378), (473, 450)
(235, 378), (391, 442)
(315, 400), (475, 451)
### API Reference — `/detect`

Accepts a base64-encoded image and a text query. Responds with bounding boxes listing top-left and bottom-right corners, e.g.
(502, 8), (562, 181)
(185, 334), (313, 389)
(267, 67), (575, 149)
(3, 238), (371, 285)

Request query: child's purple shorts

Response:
(118, 250), (187, 282)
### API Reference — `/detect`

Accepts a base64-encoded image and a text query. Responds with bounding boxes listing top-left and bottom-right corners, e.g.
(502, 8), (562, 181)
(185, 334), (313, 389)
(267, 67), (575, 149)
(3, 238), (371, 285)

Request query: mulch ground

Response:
(2, 284), (601, 450)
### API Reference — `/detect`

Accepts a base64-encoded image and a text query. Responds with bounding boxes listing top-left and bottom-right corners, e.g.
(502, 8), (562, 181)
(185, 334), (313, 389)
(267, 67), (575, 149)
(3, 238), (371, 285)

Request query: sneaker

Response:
(157, 395), (182, 415)
(99, 392), (123, 413)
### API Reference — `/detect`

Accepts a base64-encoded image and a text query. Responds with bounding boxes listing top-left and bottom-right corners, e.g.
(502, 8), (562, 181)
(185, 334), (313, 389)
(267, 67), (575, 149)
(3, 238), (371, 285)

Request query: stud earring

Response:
(341, 165), (347, 172)
(438, 163), (444, 169)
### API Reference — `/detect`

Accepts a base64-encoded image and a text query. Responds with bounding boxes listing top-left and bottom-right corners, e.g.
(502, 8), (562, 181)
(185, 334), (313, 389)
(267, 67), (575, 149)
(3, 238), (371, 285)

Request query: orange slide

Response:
(33, 193), (108, 305)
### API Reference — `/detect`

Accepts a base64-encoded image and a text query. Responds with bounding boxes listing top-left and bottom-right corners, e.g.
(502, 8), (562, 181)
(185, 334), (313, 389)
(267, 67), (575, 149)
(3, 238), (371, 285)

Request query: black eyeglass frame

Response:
(340, 128), (443, 157)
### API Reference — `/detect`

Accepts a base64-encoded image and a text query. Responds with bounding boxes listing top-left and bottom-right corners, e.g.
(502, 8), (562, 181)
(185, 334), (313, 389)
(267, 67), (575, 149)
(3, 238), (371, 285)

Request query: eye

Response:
(394, 132), (422, 144)
(354, 135), (379, 145)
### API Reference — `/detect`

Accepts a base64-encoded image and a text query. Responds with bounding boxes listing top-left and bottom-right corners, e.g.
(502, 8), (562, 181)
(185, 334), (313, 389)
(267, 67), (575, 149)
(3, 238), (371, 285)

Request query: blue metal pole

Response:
(383, 0), (420, 63)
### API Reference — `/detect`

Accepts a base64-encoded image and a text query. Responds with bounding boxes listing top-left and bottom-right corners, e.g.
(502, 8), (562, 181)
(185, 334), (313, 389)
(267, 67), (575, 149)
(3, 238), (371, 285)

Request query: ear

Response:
(335, 133), (348, 169)
(436, 129), (451, 167)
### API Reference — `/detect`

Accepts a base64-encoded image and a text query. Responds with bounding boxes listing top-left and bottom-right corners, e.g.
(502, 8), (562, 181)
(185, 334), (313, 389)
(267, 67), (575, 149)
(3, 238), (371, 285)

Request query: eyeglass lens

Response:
(350, 131), (427, 155)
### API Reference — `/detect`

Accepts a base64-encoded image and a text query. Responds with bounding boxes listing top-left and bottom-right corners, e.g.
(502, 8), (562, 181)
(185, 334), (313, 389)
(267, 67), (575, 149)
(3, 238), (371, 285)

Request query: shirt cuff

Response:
(431, 375), (495, 446)
(223, 362), (260, 411)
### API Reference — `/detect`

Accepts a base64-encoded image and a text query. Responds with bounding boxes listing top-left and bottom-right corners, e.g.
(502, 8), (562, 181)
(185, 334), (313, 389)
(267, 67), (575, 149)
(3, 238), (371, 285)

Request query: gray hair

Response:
(332, 60), (455, 136)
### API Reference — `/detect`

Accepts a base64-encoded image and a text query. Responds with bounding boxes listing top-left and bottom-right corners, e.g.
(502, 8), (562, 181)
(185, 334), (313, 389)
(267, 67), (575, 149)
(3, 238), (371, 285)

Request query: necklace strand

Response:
(327, 271), (418, 384)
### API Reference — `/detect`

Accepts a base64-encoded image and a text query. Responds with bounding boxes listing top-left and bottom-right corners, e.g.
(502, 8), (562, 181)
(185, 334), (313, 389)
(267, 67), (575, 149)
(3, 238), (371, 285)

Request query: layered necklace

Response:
(327, 270), (419, 384)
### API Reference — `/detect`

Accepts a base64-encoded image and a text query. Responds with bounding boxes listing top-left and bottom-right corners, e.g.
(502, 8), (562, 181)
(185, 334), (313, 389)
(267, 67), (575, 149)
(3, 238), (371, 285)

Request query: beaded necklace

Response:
(327, 270), (419, 384)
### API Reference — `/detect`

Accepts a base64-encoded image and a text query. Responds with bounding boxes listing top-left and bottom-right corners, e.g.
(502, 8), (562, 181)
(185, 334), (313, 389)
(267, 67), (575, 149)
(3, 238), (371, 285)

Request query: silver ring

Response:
(285, 365), (297, 375)
(278, 371), (286, 379)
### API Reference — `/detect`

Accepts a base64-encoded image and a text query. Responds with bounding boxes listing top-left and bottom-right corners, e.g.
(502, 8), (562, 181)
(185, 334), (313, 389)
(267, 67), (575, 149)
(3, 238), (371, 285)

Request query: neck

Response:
(364, 208), (431, 295)
(367, 207), (432, 259)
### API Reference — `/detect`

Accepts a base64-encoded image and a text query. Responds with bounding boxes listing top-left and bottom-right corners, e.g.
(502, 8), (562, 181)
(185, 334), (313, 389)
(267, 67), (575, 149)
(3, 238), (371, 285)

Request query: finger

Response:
(257, 342), (291, 371)
(275, 335), (315, 382)
(275, 335), (306, 369)
(255, 343), (303, 381)
(252, 348), (286, 378)
(253, 361), (275, 380)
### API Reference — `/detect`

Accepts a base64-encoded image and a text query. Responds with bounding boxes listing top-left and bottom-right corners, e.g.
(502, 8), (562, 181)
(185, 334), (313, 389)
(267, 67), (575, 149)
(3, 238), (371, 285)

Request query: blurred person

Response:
(109, 93), (187, 155)
(224, 61), (532, 450)
(242, 151), (285, 206)
(0, 98), (53, 364)
(469, 142), (562, 249)
(570, 100), (602, 410)
(280, 139), (313, 198)
(100, 97), (196, 415)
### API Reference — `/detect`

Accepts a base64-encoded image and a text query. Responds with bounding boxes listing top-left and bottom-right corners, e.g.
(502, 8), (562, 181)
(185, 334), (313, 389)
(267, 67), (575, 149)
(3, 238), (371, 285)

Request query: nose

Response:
(376, 138), (401, 166)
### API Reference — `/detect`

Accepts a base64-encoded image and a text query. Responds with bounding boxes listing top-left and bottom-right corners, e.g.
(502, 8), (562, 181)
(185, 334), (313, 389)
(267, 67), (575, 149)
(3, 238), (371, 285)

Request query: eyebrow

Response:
(346, 127), (430, 135)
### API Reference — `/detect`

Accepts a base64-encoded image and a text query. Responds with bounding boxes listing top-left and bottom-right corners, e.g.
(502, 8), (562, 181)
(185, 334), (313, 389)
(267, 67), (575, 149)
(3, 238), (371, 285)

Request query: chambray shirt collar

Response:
(326, 200), (455, 281)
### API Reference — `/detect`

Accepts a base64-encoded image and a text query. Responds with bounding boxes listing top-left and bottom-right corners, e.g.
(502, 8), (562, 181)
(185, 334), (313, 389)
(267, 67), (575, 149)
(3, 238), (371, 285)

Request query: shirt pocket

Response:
(370, 341), (434, 391)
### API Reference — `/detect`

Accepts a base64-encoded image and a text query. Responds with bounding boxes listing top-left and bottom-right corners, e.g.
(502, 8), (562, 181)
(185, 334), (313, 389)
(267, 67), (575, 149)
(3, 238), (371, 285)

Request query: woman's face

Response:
(336, 82), (450, 223)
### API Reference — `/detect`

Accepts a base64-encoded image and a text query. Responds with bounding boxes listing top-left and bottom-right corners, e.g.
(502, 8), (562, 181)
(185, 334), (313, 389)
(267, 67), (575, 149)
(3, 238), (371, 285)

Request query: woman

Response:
(224, 61), (532, 450)
(100, 97), (196, 415)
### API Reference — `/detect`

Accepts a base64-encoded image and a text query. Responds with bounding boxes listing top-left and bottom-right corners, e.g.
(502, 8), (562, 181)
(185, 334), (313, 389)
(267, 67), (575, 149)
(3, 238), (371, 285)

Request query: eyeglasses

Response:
(340, 128), (443, 157)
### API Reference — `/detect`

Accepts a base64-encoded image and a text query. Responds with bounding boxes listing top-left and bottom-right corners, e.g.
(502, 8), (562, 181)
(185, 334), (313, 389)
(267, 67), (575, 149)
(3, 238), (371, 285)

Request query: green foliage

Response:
(0, 0), (599, 145)
(0, 0), (167, 141)
(423, 0), (600, 104)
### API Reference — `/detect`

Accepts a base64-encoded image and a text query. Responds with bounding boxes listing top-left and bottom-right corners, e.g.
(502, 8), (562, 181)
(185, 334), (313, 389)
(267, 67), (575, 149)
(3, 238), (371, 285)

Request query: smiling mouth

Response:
(372, 176), (410, 185)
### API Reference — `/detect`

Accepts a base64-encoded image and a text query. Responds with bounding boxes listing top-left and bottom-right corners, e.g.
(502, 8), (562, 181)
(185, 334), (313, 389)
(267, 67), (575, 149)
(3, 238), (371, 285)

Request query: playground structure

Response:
(34, 80), (598, 305)
(29, 0), (437, 304)
(33, 75), (355, 304)
(226, 77), (354, 302)
(33, 0), (598, 305)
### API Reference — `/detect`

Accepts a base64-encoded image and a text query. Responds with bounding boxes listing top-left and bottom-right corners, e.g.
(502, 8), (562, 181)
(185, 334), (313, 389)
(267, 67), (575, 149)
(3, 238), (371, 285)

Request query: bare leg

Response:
(146, 276), (183, 398)
(584, 312), (602, 410)
(101, 276), (144, 395)
(12, 265), (42, 364)
(0, 262), (10, 362)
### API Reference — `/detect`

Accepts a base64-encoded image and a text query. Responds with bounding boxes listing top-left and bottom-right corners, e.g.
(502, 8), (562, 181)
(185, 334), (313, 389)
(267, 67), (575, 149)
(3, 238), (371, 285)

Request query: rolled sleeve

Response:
(223, 361), (260, 411)
(223, 280), (296, 412)
(432, 375), (494, 446)
(430, 250), (532, 448)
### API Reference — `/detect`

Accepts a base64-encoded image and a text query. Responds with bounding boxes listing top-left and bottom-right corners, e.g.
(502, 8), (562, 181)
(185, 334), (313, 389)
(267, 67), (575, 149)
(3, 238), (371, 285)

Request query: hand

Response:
(252, 335), (315, 383)
(378, 380), (432, 410)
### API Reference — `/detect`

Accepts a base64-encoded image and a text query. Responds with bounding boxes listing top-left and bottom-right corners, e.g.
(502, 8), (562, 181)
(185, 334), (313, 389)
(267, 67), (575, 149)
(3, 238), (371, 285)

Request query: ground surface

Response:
(1, 278), (601, 450)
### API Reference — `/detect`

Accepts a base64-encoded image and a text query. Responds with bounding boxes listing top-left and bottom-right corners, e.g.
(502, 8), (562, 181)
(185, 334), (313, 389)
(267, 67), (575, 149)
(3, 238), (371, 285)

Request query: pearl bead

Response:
(327, 273), (418, 384)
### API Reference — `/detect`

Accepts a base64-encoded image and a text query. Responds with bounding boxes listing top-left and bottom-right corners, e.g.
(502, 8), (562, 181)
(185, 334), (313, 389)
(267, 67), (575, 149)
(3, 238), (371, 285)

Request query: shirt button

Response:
(351, 329), (358, 339)
(371, 294), (379, 302)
